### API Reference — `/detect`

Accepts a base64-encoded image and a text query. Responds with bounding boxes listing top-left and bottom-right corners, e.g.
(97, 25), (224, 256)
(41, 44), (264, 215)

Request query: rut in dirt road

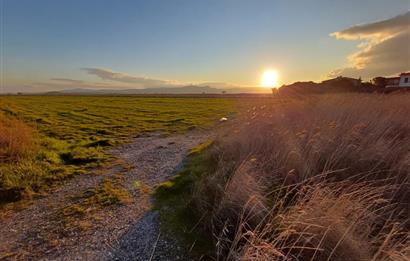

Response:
(0, 131), (210, 261)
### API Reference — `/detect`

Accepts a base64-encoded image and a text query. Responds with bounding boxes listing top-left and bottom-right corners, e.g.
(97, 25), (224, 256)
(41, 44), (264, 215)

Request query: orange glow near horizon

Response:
(261, 70), (279, 88)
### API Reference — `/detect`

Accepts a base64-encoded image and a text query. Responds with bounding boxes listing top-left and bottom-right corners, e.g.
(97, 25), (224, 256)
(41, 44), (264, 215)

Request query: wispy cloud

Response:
(29, 78), (120, 91)
(81, 68), (181, 88)
(50, 78), (86, 84)
(23, 68), (244, 92)
(329, 11), (410, 79)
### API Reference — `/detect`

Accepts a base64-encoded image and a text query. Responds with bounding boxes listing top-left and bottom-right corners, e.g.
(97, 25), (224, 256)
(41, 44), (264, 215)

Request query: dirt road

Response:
(0, 131), (209, 260)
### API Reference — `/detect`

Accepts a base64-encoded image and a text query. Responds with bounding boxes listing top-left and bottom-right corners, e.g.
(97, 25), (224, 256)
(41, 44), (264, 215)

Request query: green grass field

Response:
(0, 96), (236, 204)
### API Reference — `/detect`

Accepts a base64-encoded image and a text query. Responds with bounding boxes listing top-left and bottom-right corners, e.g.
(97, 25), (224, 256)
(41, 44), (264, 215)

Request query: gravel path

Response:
(0, 131), (209, 260)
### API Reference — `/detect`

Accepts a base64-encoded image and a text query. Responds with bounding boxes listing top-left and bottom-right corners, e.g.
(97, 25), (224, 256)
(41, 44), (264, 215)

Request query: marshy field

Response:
(0, 94), (409, 260)
(0, 96), (235, 202)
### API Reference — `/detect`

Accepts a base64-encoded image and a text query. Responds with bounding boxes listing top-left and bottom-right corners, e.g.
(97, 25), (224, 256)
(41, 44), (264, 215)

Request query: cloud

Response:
(19, 68), (244, 93)
(331, 12), (409, 41)
(81, 67), (181, 88)
(50, 78), (86, 84)
(29, 78), (121, 92)
(329, 11), (410, 79)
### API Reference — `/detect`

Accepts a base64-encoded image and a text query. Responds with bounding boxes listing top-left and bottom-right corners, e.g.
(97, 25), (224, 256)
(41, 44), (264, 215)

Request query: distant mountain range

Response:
(31, 76), (380, 96)
(46, 85), (270, 95)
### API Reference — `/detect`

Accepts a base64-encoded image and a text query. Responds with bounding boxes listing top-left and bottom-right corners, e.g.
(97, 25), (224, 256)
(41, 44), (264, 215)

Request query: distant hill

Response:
(279, 77), (377, 94)
(48, 85), (269, 95)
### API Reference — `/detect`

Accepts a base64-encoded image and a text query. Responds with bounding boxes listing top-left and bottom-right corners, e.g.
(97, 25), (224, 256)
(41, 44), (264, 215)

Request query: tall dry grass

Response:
(0, 114), (35, 162)
(0, 114), (39, 202)
(234, 182), (409, 261)
(189, 94), (410, 260)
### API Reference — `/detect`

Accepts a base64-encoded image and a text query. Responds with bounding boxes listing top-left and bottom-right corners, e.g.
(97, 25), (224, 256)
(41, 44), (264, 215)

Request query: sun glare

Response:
(261, 70), (279, 88)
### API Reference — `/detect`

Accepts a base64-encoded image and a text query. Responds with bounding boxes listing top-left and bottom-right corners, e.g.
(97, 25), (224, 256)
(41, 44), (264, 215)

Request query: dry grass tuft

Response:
(0, 115), (36, 162)
(84, 179), (133, 207)
(235, 183), (409, 261)
(183, 93), (410, 260)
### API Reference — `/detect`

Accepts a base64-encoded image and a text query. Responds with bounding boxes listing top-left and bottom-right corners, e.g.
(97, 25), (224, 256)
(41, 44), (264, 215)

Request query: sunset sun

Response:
(261, 70), (279, 88)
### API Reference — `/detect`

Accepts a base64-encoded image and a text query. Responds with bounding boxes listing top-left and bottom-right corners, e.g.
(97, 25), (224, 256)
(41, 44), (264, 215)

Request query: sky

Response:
(1, 0), (409, 93)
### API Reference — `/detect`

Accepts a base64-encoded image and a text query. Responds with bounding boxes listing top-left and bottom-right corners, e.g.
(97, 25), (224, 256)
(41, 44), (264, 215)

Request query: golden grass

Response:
(230, 182), (409, 261)
(83, 179), (133, 207)
(181, 93), (410, 260)
(0, 115), (36, 162)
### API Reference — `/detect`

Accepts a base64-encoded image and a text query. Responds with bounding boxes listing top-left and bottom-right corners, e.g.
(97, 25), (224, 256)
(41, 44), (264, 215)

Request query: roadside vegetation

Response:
(157, 93), (410, 260)
(0, 96), (235, 205)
